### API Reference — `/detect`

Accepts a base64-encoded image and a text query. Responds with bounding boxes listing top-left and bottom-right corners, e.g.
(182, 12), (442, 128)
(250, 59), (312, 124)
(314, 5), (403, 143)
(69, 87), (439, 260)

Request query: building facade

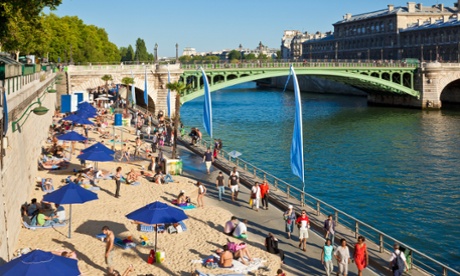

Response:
(290, 1), (460, 62)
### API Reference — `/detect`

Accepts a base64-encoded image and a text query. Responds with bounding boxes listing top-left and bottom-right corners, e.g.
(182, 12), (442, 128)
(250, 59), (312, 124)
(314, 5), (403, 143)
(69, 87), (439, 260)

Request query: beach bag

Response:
(147, 249), (155, 264)
(248, 198), (253, 206)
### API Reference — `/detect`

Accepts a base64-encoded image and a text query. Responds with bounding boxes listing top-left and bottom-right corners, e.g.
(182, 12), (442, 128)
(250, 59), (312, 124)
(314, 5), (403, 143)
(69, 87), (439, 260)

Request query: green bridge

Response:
(179, 62), (419, 103)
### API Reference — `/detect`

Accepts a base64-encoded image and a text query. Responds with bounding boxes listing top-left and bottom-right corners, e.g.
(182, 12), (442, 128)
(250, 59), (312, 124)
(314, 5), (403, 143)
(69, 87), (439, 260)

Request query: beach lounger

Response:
(41, 178), (54, 193)
(22, 220), (66, 230)
(139, 224), (165, 233)
(38, 160), (65, 170)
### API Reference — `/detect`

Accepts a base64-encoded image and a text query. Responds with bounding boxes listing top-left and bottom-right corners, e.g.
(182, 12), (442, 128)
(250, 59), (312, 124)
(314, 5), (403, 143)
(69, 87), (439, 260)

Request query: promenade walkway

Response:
(167, 132), (441, 276)
(170, 140), (382, 276)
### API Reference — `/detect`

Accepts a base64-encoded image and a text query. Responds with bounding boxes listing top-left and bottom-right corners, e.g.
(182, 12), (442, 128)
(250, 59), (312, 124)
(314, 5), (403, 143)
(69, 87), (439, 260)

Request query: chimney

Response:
(443, 15), (449, 22)
(418, 18), (423, 25)
(407, 2), (416, 12)
(388, 4), (394, 11)
(417, 3), (423, 10)
(439, 3), (444, 11)
(430, 17), (436, 24)
(343, 13), (352, 20)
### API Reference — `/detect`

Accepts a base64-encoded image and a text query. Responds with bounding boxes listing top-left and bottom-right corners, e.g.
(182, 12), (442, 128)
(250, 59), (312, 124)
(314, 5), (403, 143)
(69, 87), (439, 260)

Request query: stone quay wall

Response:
(0, 73), (57, 263)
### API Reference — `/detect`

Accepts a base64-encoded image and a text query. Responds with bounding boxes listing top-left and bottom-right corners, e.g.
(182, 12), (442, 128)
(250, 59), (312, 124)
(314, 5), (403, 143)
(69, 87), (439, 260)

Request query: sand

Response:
(15, 115), (281, 275)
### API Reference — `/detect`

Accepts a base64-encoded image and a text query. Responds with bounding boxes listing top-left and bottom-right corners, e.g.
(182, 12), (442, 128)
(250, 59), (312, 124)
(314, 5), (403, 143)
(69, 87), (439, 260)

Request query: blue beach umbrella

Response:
(62, 114), (94, 125)
(0, 249), (80, 276)
(43, 182), (98, 238)
(56, 131), (87, 142)
(126, 201), (188, 251)
(81, 142), (115, 155)
(77, 150), (114, 162)
(75, 109), (97, 118)
(77, 101), (97, 113)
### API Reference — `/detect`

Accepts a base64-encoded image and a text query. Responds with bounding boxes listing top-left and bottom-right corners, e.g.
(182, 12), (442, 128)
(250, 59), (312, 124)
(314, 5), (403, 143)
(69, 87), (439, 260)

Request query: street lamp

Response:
(421, 44), (424, 62)
(175, 43), (179, 63)
(381, 48), (384, 62)
(154, 43), (158, 62)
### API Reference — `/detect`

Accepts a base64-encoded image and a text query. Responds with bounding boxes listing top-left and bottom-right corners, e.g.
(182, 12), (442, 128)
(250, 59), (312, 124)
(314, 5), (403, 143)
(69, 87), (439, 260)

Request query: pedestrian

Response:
(259, 180), (270, 210)
(216, 171), (225, 201)
(151, 133), (158, 152)
(295, 209), (310, 252)
(283, 205), (296, 239)
(114, 166), (122, 198)
(250, 182), (261, 211)
(265, 233), (285, 263)
(324, 214), (336, 244)
(119, 143), (130, 162)
(390, 243), (408, 276)
(321, 238), (334, 276)
(102, 226), (115, 275)
(145, 124), (151, 139)
(334, 239), (351, 276)
(353, 236), (368, 276)
(276, 269), (286, 276)
(228, 167), (239, 201)
(133, 137), (142, 160)
(196, 181), (206, 208)
(202, 148), (214, 174)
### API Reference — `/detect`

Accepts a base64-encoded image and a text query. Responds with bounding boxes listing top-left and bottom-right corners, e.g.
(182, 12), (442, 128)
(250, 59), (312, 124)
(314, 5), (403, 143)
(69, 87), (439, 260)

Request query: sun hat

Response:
(288, 205), (293, 209)
(180, 190), (185, 193)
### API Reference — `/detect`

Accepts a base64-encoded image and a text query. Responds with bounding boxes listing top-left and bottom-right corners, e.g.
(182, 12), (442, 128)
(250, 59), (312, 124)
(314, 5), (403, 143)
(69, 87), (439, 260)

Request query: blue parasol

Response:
(43, 182), (98, 238)
(0, 249), (80, 276)
(62, 114), (94, 125)
(81, 142), (115, 155)
(56, 131), (87, 142)
(126, 201), (188, 251)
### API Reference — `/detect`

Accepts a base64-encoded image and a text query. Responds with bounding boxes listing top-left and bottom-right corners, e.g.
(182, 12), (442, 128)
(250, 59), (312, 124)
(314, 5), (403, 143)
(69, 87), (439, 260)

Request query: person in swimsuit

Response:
(216, 248), (233, 268)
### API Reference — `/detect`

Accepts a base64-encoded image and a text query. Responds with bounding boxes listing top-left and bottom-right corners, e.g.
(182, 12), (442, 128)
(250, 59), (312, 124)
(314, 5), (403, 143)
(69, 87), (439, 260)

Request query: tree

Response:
(244, 53), (257, 60)
(228, 50), (242, 61)
(101, 74), (113, 96)
(121, 77), (134, 112)
(165, 81), (186, 159)
(134, 38), (149, 62)
(276, 50), (281, 61)
(179, 55), (192, 63)
(125, 45), (134, 62)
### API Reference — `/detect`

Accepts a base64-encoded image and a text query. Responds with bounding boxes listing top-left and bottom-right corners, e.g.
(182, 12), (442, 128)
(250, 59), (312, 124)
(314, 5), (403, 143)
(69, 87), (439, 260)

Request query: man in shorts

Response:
(202, 148), (214, 174)
(295, 209), (310, 252)
(334, 238), (351, 276)
(228, 167), (239, 201)
(102, 226), (115, 275)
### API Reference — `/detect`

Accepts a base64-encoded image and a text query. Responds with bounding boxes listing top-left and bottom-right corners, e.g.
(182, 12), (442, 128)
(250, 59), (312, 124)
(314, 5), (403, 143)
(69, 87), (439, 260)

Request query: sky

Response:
(50, 0), (446, 57)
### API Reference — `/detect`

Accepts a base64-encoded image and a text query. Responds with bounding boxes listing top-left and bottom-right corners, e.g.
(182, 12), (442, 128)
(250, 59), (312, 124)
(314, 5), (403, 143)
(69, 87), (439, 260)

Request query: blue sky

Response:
(51, 0), (444, 57)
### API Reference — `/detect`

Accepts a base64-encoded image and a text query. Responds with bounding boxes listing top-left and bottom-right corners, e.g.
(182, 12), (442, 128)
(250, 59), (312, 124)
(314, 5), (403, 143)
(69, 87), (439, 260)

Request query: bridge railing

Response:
(181, 60), (417, 70)
(181, 132), (458, 276)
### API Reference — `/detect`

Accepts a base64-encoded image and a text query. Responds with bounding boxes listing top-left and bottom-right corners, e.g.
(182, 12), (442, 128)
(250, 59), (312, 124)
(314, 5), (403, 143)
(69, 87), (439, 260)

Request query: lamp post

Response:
(436, 45), (439, 61)
(421, 44), (424, 62)
(154, 43), (158, 62)
(380, 48), (384, 62)
(175, 43), (179, 63)
(367, 49), (370, 62)
(335, 42), (338, 61)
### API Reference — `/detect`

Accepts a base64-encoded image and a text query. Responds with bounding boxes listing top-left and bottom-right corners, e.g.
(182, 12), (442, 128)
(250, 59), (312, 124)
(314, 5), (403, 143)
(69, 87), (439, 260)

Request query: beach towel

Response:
(195, 255), (266, 274)
(41, 178), (54, 193)
(95, 234), (136, 249)
(22, 221), (66, 230)
(180, 204), (196, 210)
(127, 181), (140, 186)
(194, 270), (245, 276)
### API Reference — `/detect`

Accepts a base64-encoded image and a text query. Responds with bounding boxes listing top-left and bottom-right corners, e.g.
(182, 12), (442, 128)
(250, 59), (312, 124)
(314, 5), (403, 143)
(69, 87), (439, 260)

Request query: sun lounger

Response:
(41, 178), (54, 193)
(22, 220), (66, 230)
(139, 224), (165, 233)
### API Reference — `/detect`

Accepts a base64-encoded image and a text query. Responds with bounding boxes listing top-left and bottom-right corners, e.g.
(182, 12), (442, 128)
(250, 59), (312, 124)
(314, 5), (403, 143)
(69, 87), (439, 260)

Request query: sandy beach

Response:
(15, 115), (281, 276)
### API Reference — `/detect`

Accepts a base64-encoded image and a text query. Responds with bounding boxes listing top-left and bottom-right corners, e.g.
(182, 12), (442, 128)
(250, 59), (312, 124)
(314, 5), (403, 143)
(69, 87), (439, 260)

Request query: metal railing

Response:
(180, 132), (459, 276)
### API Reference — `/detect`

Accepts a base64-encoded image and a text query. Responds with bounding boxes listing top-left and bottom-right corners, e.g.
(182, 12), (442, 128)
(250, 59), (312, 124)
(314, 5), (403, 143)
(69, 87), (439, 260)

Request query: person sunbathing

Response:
(152, 171), (165, 184)
(140, 170), (154, 177)
(176, 190), (190, 206)
(215, 248), (234, 268)
(51, 250), (77, 260)
(126, 169), (140, 183)
(35, 209), (58, 227)
(43, 178), (53, 191)
(226, 242), (253, 265)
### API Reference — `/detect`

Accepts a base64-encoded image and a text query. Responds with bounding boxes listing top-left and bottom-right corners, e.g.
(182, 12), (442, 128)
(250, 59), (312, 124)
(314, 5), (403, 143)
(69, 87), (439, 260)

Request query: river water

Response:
(180, 82), (460, 271)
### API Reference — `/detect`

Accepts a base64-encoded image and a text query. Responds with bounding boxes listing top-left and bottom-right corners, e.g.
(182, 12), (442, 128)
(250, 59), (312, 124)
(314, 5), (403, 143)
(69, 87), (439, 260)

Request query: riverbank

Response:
(15, 116), (281, 275)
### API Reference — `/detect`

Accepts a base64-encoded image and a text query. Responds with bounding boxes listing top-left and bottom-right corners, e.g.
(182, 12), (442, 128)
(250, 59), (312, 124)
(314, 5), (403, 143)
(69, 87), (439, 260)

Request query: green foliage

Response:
(120, 45), (135, 62)
(134, 38), (149, 61)
(244, 53), (257, 60)
(40, 13), (121, 63)
(166, 81), (186, 96)
(276, 50), (281, 60)
(228, 50), (242, 60)
(179, 55), (220, 63)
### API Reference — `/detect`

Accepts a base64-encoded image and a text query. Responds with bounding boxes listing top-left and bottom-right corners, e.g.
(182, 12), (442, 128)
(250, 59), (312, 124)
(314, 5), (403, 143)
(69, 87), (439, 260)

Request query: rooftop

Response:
(401, 16), (460, 32)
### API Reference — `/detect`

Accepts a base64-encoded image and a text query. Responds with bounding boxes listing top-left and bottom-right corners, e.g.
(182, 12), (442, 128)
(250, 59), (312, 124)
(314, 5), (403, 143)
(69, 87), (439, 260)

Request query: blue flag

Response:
(289, 66), (305, 190)
(201, 67), (212, 138)
(144, 67), (148, 106)
(3, 91), (8, 135)
(131, 71), (136, 105)
(167, 65), (171, 118)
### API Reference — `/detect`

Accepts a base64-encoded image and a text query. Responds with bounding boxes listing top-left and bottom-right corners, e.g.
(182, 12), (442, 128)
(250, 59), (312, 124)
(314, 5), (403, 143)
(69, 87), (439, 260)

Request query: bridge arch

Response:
(438, 73), (460, 107)
(181, 69), (419, 103)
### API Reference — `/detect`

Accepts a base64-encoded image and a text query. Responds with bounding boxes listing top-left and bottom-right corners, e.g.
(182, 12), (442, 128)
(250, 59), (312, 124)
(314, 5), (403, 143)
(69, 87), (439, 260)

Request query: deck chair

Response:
(41, 178), (54, 193)
(38, 160), (62, 170)
(22, 220), (66, 230)
(139, 224), (165, 233)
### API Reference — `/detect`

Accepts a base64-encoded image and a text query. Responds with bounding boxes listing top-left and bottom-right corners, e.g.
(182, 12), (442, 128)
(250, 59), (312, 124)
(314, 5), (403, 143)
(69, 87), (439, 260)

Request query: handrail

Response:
(181, 131), (459, 276)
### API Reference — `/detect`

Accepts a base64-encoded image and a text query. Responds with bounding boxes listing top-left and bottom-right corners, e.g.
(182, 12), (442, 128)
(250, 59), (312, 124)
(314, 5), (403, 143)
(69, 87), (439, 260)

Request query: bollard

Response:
(379, 234), (384, 253)
(316, 201), (320, 216)
(334, 210), (339, 225)
(286, 186), (290, 198)
(253, 168), (256, 176)
(274, 179), (278, 190)
(244, 164), (247, 171)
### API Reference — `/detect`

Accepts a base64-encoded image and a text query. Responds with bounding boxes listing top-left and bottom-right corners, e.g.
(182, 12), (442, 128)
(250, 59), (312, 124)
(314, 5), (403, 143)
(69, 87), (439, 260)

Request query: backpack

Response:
(392, 251), (405, 272)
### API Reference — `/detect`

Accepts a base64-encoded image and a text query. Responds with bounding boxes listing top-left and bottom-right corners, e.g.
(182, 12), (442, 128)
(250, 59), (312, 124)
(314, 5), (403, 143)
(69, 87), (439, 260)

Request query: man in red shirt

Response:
(295, 210), (310, 252)
(259, 180), (270, 210)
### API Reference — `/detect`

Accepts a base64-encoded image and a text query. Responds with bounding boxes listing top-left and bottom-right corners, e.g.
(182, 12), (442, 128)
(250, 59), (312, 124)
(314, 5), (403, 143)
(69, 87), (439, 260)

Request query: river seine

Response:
(180, 82), (460, 270)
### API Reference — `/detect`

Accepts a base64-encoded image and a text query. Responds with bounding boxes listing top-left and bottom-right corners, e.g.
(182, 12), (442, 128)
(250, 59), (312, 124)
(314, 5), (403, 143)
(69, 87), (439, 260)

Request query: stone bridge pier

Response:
(67, 64), (183, 115)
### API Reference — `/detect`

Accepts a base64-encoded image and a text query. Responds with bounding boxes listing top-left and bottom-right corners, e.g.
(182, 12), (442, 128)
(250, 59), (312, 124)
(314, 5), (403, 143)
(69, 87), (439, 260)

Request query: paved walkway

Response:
(170, 142), (381, 276)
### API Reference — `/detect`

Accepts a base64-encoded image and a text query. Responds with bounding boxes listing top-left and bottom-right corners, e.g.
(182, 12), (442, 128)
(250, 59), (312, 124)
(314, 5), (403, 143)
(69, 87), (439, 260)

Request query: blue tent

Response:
(0, 250), (80, 276)
(43, 182), (98, 238)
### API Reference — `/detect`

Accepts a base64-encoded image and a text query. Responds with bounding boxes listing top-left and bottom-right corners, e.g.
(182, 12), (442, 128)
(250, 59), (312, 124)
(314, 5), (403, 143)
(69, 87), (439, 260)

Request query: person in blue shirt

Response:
(321, 238), (334, 276)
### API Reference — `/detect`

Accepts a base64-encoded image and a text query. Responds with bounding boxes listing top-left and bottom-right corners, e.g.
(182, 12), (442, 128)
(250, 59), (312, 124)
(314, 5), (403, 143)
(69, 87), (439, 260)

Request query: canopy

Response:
(0, 250), (80, 276)
(81, 142), (115, 155)
(56, 131), (87, 142)
(77, 150), (114, 162)
(43, 182), (98, 238)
